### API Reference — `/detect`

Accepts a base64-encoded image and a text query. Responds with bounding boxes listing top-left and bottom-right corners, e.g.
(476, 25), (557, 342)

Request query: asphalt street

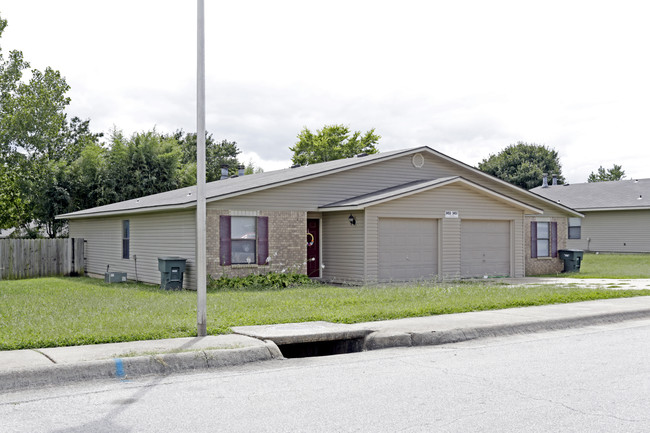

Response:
(2, 318), (649, 433)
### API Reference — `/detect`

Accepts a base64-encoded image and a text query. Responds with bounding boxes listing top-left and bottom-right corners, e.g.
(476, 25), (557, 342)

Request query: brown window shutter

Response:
(219, 215), (231, 266)
(551, 221), (558, 258)
(531, 221), (538, 258)
(257, 216), (269, 265)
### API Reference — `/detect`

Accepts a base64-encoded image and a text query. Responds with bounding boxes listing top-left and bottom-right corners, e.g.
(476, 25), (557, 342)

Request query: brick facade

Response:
(525, 216), (568, 275)
(207, 209), (307, 278)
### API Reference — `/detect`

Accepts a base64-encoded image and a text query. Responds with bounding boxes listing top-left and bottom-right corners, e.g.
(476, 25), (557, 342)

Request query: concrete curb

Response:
(363, 308), (650, 350)
(0, 345), (280, 393)
(3, 299), (649, 393)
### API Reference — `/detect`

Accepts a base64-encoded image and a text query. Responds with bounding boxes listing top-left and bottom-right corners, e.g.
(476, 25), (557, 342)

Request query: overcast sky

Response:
(2, 1), (649, 183)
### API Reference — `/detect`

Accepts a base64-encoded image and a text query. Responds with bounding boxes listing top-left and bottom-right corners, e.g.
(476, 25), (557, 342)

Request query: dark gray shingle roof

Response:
(320, 178), (458, 209)
(58, 148), (418, 219)
(531, 178), (650, 210)
(59, 144), (579, 220)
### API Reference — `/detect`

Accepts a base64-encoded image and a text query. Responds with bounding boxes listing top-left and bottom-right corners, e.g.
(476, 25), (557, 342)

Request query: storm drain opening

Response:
(277, 337), (365, 358)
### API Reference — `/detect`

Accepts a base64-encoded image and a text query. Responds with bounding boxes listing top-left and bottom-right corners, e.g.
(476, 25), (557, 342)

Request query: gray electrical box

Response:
(105, 272), (127, 283)
(158, 257), (187, 290)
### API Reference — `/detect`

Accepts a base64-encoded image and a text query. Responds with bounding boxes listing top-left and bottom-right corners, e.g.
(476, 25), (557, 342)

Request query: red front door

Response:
(307, 219), (320, 277)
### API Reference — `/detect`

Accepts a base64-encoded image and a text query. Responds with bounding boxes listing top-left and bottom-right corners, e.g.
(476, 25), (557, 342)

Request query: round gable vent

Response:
(412, 153), (425, 168)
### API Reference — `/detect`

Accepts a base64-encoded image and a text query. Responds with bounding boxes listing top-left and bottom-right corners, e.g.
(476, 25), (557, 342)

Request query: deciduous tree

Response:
(0, 165), (25, 230)
(478, 142), (564, 190)
(101, 130), (181, 204)
(172, 130), (242, 184)
(290, 124), (380, 165)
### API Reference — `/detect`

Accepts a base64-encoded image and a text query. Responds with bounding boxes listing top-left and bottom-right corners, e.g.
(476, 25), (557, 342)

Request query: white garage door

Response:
(461, 220), (510, 277)
(378, 218), (438, 281)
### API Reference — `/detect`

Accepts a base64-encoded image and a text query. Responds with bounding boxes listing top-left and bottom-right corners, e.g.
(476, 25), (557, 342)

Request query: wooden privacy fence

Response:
(0, 238), (84, 280)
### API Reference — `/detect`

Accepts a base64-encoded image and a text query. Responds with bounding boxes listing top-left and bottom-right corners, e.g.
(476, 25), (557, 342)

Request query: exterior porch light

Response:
(348, 214), (356, 225)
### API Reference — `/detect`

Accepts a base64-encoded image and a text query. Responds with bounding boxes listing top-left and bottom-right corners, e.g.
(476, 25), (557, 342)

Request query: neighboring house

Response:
(58, 146), (581, 289)
(531, 178), (650, 253)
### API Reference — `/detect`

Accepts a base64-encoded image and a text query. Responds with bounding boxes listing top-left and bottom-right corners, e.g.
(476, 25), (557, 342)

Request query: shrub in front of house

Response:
(207, 272), (313, 291)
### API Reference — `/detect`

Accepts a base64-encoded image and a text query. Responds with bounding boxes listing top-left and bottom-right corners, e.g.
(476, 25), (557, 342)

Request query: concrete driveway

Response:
(501, 277), (650, 290)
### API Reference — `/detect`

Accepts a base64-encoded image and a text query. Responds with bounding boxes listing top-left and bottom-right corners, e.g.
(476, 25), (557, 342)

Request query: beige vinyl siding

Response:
(441, 218), (461, 279)
(321, 211), (365, 283)
(365, 183), (525, 281)
(568, 210), (650, 252)
(69, 210), (197, 289)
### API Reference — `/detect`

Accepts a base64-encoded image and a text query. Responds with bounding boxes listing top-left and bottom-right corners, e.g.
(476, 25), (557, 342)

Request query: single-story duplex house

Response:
(531, 178), (650, 253)
(58, 146), (581, 289)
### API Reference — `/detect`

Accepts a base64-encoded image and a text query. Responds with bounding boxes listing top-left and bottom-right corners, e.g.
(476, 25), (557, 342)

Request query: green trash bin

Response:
(558, 249), (584, 273)
(158, 257), (187, 290)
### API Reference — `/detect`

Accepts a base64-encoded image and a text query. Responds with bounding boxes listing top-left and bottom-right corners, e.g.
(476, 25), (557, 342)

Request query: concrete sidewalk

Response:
(501, 277), (650, 290)
(2, 296), (650, 392)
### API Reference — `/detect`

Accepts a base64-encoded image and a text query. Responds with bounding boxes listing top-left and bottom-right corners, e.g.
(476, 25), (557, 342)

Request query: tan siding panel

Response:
(70, 210), (197, 289)
(441, 218), (461, 279)
(321, 211), (365, 283)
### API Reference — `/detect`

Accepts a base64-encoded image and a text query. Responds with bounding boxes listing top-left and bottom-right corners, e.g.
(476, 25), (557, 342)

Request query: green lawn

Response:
(566, 253), (650, 279)
(1, 276), (649, 351)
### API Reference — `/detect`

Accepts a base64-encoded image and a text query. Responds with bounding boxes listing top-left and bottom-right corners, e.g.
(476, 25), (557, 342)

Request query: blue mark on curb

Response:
(114, 358), (125, 378)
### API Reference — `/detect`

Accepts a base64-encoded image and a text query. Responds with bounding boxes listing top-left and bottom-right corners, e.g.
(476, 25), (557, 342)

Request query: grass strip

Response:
(557, 253), (650, 279)
(1, 277), (649, 351)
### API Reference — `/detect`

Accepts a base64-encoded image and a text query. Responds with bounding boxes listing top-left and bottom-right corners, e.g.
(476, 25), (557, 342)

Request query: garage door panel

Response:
(379, 218), (438, 281)
(461, 220), (510, 277)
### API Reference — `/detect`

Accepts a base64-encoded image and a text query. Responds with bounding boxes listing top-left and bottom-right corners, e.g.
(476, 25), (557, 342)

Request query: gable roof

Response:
(320, 176), (543, 213)
(531, 178), (650, 211)
(58, 148), (414, 219)
(58, 145), (578, 220)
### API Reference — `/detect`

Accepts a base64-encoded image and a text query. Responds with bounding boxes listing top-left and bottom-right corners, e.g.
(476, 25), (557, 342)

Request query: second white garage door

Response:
(378, 218), (438, 281)
(461, 220), (510, 277)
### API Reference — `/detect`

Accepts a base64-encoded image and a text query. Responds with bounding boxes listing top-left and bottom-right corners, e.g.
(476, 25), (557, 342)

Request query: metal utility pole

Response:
(196, 0), (207, 336)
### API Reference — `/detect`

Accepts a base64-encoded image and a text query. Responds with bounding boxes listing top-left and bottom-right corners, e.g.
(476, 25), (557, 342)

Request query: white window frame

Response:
(536, 222), (551, 257)
(230, 216), (257, 265)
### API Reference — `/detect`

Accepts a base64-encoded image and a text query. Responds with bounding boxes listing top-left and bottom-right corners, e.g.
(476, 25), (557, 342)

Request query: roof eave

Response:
(576, 206), (650, 212)
(319, 177), (456, 210)
(57, 201), (197, 220)
(319, 205), (366, 212)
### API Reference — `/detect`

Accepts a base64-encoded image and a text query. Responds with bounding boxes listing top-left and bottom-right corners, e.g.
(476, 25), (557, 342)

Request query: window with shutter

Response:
(531, 221), (558, 258)
(231, 216), (257, 264)
(219, 215), (269, 266)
